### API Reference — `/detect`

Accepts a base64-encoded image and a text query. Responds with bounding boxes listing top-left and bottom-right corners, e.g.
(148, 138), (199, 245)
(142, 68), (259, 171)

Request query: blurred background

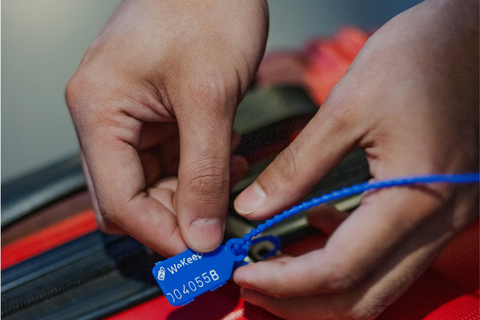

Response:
(2, 0), (422, 184)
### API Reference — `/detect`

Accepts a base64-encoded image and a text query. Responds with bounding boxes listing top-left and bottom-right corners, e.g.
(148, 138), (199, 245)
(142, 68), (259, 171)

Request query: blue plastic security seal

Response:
(152, 238), (249, 306)
(152, 172), (480, 306)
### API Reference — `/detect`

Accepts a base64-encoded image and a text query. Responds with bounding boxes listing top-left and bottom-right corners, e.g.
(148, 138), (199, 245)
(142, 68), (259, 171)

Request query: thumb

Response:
(175, 97), (236, 252)
(234, 100), (363, 220)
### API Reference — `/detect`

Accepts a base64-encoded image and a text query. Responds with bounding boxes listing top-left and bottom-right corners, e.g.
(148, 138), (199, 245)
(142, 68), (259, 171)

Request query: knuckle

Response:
(178, 64), (238, 118)
(65, 75), (85, 113)
(186, 68), (225, 104)
(186, 158), (229, 203)
(322, 82), (361, 129)
(269, 144), (299, 186)
(66, 74), (133, 131)
(192, 75), (224, 106)
(65, 72), (99, 115)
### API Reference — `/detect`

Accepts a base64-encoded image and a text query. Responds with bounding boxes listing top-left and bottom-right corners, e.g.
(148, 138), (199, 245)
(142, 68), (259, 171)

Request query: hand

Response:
(66, 0), (268, 255)
(233, 1), (479, 319)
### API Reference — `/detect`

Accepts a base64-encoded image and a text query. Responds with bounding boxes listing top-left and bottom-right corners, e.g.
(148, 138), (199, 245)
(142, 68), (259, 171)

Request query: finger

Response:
(143, 129), (241, 181)
(152, 176), (178, 192)
(175, 89), (236, 252)
(80, 148), (126, 235)
(150, 177), (178, 213)
(240, 190), (477, 320)
(234, 97), (364, 220)
(234, 184), (450, 297)
(78, 111), (186, 256)
(306, 204), (349, 235)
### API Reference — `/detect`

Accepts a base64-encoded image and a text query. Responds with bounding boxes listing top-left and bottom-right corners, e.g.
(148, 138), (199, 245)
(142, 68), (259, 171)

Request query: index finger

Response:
(77, 110), (187, 256)
(233, 184), (453, 297)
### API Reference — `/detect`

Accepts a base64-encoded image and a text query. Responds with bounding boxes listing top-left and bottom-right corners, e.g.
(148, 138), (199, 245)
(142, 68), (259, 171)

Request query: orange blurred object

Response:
(256, 27), (370, 106)
(305, 27), (369, 104)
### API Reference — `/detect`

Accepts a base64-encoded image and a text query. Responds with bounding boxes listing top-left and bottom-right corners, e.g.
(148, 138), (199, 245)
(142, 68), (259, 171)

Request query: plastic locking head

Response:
(224, 238), (249, 261)
(152, 239), (251, 306)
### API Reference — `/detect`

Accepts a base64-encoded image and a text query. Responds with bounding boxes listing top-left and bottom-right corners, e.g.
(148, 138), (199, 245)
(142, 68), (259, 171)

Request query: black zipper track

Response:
(2, 232), (163, 319)
(1, 150), (369, 320)
(2, 87), (371, 319)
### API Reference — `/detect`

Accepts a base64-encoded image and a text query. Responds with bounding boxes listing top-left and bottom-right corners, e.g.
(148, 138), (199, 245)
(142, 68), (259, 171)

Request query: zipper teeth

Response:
(1, 255), (116, 317)
(2, 154), (369, 318)
(1, 237), (145, 317)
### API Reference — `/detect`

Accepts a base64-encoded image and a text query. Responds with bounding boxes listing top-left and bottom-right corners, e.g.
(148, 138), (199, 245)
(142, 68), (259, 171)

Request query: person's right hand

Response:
(66, 0), (268, 256)
(233, 1), (478, 318)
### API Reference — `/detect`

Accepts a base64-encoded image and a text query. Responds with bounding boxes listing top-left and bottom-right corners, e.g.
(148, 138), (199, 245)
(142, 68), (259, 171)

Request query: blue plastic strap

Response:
(234, 172), (480, 249)
(153, 172), (479, 306)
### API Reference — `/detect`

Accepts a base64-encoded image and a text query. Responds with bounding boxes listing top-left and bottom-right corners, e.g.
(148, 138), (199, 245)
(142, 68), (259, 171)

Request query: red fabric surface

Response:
(107, 281), (282, 320)
(3, 209), (478, 319)
(423, 294), (479, 320)
(429, 220), (479, 293)
(3, 209), (477, 319)
(1, 209), (97, 269)
(378, 269), (479, 320)
(107, 220), (479, 320)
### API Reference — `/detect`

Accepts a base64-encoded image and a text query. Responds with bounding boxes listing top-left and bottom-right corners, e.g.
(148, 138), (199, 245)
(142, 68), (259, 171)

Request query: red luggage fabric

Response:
(2, 202), (478, 319)
(1, 209), (97, 269)
(107, 220), (479, 320)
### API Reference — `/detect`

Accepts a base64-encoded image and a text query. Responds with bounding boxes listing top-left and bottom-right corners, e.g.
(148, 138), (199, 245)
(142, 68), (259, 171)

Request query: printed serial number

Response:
(165, 269), (220, 303)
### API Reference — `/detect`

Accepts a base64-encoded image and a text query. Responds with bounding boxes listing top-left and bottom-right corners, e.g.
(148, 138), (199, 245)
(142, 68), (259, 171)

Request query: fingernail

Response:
(234, 182), (266, 214)
(189, 218), (225, 252)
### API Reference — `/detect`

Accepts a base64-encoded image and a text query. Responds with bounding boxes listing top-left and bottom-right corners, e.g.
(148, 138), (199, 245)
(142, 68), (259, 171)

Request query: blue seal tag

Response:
(152, 239), (248, 306)
(151, 173), (480, 306)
